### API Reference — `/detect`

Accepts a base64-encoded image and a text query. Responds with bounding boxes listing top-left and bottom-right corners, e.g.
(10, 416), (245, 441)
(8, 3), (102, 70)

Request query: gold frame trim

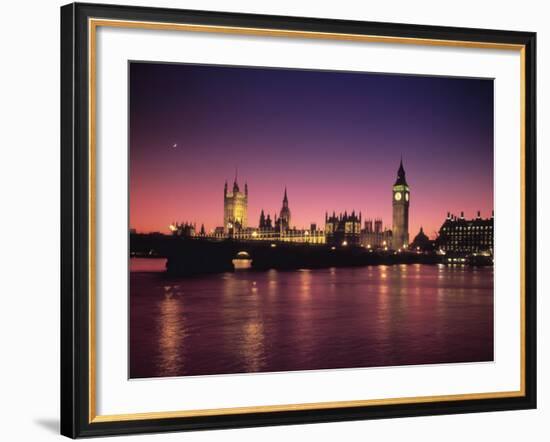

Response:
(88, 18), (527, 424)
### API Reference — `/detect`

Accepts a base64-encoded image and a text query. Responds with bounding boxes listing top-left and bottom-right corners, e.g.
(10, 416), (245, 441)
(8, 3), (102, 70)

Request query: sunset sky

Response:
(129, 62), (494, 239)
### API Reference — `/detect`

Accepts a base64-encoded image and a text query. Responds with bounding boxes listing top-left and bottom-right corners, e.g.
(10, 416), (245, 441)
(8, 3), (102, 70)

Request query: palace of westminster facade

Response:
(173, 161), (410, 250)
(171, 160), (493, 254)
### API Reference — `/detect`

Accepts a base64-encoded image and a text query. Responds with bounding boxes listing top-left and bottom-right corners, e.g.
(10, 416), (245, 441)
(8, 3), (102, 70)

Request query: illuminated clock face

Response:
(394, 192), (402, 201)
(405, 193), (409, 201)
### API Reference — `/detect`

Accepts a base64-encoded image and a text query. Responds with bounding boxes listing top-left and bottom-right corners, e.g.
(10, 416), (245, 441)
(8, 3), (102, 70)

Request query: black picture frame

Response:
(61, 2), (537, 438)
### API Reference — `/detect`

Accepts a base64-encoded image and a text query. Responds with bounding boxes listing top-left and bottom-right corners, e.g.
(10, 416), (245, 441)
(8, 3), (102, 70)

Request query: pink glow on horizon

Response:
(129, 158), (493, 240)
(129, 63), (494, 239)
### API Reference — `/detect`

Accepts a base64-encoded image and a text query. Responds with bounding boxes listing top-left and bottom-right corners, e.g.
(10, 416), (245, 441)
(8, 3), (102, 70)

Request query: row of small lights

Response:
(328, 240), (400, 252)
(174, 226), (414, 254)
(252, 230), (313, 238)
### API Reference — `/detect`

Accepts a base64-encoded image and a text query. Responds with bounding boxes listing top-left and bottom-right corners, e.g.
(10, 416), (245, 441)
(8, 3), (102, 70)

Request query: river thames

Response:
(129, 258), (493, 378)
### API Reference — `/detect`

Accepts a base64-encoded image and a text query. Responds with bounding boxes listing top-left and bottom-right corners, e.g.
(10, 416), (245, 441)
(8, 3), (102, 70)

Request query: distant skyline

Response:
(130, 62), (494, 239)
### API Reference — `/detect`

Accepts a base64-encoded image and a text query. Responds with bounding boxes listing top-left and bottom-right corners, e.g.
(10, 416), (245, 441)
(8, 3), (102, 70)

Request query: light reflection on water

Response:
(157, 291), (186, 377)
(130, 261), (493, 378)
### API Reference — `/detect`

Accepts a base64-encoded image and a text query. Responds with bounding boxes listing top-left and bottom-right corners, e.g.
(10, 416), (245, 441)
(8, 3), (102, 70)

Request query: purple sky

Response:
(129, 62), (494, 239)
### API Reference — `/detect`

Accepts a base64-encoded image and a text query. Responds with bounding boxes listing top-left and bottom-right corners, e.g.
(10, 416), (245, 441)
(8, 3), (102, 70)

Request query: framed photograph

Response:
(60, 2), (537, 438)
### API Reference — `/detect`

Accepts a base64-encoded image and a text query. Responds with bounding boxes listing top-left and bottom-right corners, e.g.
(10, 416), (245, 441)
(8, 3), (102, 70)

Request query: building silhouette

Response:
(277, 188), (291, 230)
(410, 226), (434, 252)
(258, 209), (273, 229)
(392, 159), (410, 249)
(169, 221), (196, 237)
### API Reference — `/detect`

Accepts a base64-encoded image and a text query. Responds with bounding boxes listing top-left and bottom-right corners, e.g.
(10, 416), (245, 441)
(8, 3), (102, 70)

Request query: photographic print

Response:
(129, 62), (494, 379)
(61, 5), (536, 436)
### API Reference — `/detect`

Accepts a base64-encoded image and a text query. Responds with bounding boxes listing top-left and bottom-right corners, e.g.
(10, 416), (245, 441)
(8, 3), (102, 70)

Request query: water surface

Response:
(129, 260), (493, 378)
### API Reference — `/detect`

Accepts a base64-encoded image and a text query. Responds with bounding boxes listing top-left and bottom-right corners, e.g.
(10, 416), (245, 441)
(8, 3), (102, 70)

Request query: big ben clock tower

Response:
(392, 159), (410, 249)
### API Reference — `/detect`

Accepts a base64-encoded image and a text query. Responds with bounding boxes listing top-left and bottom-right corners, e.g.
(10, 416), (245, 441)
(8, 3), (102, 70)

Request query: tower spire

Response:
(232, 167), (240, 192)
(279, 187), (291, 229)
(394, 157), (407, 186)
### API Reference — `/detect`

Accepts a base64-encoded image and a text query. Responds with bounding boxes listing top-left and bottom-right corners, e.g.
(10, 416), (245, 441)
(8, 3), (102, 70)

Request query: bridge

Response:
(130, 235), (440, 276)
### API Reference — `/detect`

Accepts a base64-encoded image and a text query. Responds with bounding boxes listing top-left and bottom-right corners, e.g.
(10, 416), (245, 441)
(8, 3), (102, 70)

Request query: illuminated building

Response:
(231, 227), (326, 244)
(392, 159), (410, 249)
(325, 211), (362, 246)
(437, 211), (493, 254)
(361, 218), (392, 250)
(223, 175), (248, 233)
(245, 188), (324, 244)
(176, 162), (416, 249)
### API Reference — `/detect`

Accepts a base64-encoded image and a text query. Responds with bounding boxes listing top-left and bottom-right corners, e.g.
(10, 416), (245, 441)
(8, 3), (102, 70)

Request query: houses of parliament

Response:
(172, 161), (411, 250)
(165, 159), (494, 257)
